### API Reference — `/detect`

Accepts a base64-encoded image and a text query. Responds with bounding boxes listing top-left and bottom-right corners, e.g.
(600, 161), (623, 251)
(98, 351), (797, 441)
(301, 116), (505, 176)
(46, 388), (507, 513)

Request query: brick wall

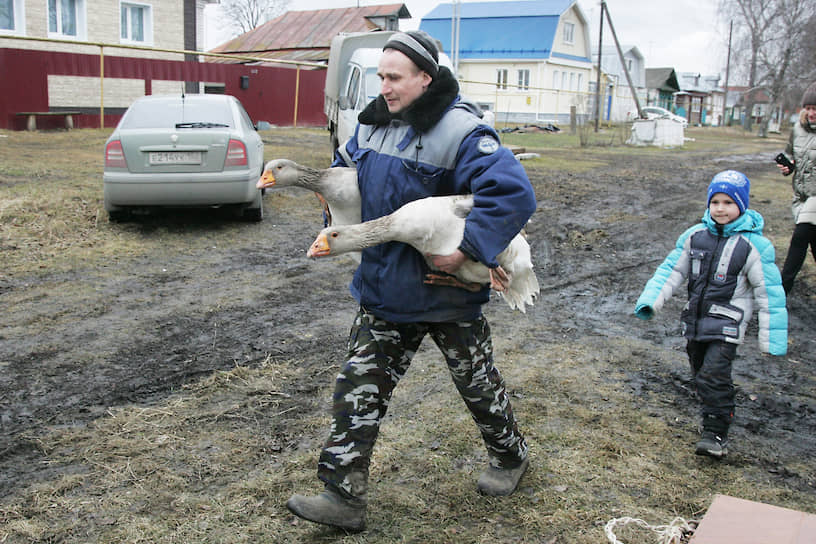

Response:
(0, 0), (186, 60)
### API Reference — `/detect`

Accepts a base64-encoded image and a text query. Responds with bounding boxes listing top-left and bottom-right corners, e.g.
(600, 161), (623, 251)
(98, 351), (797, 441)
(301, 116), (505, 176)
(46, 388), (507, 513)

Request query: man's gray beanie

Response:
(383, 30), (440, 79)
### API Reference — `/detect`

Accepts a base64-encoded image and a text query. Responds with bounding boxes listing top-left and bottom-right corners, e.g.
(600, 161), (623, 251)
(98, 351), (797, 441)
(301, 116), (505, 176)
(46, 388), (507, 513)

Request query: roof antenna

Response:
(181, 83), (185, 101)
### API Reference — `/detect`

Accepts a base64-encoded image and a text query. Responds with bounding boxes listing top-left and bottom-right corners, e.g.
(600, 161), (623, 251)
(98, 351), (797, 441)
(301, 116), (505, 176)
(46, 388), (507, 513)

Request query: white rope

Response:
(605, 516), (697, 544)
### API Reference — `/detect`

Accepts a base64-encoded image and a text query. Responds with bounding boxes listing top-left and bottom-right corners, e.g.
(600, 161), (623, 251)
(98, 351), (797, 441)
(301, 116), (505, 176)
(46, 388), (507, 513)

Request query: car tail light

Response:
(225, 139), (248, 167)
(105, 140), (127, 168)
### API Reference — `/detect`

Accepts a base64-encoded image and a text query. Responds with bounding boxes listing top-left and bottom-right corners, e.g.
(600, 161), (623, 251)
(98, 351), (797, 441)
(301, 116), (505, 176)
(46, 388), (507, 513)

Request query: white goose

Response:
(256, 159), (361, 227)
(307, 194), (539, 313)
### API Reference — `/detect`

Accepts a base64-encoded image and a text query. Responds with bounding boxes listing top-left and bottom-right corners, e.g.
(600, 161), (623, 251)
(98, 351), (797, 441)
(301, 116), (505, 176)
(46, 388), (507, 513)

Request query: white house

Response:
(593, 44), (646, 122)
(420, 0), (594, 124)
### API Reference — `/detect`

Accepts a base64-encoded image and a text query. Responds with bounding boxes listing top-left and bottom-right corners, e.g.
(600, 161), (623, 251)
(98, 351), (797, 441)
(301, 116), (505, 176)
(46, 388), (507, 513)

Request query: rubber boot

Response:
(286, 486), (366, 531)
(477, 456), (530, 496)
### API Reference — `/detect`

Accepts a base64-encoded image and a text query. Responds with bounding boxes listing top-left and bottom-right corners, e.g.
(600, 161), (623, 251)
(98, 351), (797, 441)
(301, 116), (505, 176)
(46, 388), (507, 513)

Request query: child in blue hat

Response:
(634, 170), (788, 458)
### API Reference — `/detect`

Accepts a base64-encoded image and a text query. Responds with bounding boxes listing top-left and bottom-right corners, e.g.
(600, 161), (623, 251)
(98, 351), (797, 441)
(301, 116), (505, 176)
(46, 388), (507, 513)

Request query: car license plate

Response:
(149, 151), (202, 165)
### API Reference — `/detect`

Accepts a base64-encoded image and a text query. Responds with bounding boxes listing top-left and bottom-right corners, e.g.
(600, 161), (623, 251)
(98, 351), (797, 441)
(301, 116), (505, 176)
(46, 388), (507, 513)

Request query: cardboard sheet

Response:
(690, 494), (816, 543)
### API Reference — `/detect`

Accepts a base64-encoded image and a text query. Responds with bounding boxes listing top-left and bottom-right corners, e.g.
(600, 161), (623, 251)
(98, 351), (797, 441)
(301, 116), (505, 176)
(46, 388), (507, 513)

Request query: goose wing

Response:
(316, 167), (361, 226)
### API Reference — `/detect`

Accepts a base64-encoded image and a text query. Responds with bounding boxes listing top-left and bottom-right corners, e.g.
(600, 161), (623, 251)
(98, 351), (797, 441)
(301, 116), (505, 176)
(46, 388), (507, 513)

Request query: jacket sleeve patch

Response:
(477, 136), (500, 154)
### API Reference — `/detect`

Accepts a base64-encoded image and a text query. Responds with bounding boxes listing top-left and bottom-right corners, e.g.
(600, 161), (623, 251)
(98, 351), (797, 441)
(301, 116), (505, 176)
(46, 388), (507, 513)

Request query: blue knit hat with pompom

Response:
(707, 170), (750, 214)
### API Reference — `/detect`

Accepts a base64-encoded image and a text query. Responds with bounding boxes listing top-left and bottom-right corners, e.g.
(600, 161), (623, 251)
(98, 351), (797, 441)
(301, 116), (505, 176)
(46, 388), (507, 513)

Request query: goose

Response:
(256, 159), (361, 227)
(306, 194), (539, 313)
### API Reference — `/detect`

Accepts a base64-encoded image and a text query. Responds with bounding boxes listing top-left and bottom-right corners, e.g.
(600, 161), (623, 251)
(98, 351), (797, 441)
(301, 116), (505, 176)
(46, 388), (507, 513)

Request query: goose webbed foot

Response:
(489, 266), (510, 292)
(314, 192), (332, 226)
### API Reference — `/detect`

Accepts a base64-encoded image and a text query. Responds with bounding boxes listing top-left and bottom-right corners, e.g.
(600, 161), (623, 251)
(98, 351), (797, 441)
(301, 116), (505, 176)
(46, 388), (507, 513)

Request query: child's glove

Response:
(634, 304), (654, 320)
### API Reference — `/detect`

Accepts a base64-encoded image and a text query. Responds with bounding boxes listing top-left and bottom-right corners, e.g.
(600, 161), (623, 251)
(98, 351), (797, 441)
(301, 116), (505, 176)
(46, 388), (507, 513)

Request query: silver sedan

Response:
(103, 94), (265, 221)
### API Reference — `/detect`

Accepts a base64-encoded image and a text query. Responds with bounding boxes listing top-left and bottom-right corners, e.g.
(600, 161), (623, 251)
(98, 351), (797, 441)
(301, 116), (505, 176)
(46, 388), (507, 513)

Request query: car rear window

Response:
(120, 99), (234, 129)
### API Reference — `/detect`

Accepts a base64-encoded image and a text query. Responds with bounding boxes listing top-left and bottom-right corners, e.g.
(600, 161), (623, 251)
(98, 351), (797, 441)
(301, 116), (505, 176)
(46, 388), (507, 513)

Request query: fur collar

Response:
(799, 108), (816, 132)
(358, 66), (460, 132)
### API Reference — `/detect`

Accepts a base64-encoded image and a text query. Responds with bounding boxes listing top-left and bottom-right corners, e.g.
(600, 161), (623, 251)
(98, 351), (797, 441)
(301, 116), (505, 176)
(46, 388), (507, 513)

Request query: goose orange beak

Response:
(307, 232), (331, 258)
(256, 170), (276, 189)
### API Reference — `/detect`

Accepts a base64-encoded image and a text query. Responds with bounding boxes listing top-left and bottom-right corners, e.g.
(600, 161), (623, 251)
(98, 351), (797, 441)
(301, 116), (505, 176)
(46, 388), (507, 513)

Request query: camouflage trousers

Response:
(317, 306), (528, 500)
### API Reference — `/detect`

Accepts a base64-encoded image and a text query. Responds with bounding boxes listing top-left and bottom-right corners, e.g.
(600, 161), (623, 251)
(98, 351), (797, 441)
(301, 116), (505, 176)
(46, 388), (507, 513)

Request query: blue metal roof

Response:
(423, 0), (574, 19)
(420, 0), (578, 60)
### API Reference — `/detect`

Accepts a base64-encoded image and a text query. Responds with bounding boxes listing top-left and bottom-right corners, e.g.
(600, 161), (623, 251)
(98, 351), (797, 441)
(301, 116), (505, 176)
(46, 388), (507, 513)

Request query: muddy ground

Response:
(1, 129), (814, 512)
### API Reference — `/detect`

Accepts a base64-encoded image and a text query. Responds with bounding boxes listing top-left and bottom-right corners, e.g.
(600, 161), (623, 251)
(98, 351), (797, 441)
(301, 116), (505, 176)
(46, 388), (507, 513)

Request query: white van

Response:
(324, 31), (454, 154)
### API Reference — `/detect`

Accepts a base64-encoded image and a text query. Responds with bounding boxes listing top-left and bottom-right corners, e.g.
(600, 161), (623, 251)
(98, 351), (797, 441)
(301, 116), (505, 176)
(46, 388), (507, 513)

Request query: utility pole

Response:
(723, 20), (732, 126)
(450, 0), (460, 76)
(594, 1), (604, 132)
(603, 1), (643, 119)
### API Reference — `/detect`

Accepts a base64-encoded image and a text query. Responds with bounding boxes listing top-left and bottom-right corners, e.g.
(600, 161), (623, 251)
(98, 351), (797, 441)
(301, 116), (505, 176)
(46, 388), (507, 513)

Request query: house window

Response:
(561, 72), (567, 90)
(121, 2), (152, 44)
(517, 69), (530, 91)
(496, 69), (508, 90)
(569, 72), (575, 91)
(627, 59), (633, 72)
(553, 70), (559, 89)
(563, 22), (574, 44)
(48, 0), (85, 38)
(577, 73), (583, 91)
(1, 0), (24, 33)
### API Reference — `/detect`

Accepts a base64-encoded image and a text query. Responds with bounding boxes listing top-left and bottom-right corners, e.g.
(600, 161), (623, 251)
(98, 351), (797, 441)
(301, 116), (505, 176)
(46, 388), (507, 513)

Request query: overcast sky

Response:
(204, 0), (729, 77)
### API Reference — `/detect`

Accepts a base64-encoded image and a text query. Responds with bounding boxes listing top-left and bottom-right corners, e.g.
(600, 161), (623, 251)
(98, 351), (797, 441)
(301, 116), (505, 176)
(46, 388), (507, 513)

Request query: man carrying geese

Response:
(286, 30), (537, 532)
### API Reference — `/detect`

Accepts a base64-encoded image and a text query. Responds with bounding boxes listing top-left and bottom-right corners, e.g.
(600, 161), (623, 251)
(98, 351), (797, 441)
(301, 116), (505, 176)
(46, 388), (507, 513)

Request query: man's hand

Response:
(427, 249), (468, 274)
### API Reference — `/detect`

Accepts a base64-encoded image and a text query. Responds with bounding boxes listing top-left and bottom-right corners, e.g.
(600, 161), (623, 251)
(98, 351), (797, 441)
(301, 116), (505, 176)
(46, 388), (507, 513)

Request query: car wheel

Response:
(242, 191), (263, 222)
(108, 209), (131, 222)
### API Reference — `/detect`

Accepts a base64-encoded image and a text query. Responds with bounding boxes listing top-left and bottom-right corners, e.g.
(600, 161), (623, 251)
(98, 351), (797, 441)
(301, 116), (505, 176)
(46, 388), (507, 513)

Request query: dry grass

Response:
(3, 337), (812, 543)
(0, 128), (330, 278)
(1, 125), (813, 544)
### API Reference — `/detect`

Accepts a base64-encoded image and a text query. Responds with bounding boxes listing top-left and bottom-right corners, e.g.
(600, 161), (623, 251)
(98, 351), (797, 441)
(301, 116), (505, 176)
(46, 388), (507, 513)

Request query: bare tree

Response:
(781, 11), (816, 112)
(719, 0), (816, 134)
(221, 0), (291, 35)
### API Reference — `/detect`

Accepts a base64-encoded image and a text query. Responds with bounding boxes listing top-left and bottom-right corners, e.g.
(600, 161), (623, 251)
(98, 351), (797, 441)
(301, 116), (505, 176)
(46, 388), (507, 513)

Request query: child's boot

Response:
(695, 414), (729, 459)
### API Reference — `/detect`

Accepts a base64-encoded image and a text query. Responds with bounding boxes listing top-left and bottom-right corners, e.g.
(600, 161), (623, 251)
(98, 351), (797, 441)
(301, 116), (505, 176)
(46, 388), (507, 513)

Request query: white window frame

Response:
(496, 68), (508, 91)
(552, 70), (559, 89)
(120, 1), (153, 45)
(47, 0), (87, 39)
(517, 69), (530, 91)
(0, 0), (25, 35)
(562, 22), (575, 44)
